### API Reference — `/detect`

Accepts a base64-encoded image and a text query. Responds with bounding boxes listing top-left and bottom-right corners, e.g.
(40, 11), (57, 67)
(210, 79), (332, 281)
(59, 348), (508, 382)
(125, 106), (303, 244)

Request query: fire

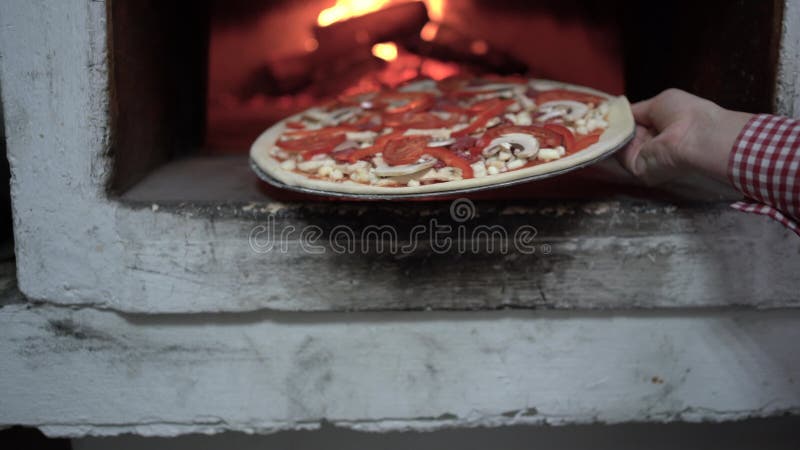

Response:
(317, 0), (392, 27)
(371, 42), (399, 61)
(470, 40), (488, 55)
(424, 0), (445, 22)
(420, 22), (439, 41)
(317, 0), (446, 27)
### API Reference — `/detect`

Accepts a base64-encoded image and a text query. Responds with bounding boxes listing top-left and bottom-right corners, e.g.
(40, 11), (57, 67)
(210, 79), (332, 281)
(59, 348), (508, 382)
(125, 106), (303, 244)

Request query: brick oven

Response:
(1, 0), (800, 440)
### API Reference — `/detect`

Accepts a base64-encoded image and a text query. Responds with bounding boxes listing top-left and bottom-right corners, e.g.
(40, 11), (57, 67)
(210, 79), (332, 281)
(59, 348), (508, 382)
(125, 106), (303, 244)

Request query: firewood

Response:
(401, 23), (527, 75)
(313, 2), (428, 59)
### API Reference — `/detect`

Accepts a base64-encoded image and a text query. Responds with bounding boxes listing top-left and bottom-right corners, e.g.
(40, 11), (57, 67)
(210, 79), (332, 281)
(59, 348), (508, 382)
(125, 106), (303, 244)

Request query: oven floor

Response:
(121, 155), (740, 205)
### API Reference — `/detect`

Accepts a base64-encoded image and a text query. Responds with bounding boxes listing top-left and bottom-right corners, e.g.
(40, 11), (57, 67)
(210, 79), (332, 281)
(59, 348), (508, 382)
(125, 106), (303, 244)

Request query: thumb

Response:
(617, 126), (678, 185)
(631, 98), (655, 128)
(616, 125), (652, 177)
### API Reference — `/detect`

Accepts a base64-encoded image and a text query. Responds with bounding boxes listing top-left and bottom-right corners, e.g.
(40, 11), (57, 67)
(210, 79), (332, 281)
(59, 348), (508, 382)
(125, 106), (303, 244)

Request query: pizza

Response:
(250, 76), (634, 196)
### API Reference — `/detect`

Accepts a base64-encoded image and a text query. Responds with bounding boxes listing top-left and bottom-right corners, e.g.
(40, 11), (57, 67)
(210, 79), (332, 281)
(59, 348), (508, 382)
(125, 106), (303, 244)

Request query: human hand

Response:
(617, 88), (753, 185)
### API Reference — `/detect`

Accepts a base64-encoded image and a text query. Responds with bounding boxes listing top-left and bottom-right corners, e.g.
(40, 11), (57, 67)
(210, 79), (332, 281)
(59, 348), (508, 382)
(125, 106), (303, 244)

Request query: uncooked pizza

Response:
(250, 76), (634, 196)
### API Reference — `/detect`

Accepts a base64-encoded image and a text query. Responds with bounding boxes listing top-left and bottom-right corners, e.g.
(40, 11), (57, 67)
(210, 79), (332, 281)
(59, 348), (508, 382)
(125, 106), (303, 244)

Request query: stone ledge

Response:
(2, 303), (799, 437)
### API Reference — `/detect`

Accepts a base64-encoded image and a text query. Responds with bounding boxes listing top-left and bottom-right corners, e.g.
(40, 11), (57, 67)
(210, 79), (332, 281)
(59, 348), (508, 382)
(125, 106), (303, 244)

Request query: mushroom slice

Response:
(481, 133), (540, 159)
(537, 100), (589, 122)
(329, 107), (358, 124)
(398, 79), (440, 93)
(427, 138), (456, 147)
(463, 83), (523, 95)
(373, 157), (437, 177)
(345, 131), (377, 142)
(403, 128), (452, 140)
(303, 108), (335, 125)
(482, 145), (503, 157)
(333, 140), (359, 152)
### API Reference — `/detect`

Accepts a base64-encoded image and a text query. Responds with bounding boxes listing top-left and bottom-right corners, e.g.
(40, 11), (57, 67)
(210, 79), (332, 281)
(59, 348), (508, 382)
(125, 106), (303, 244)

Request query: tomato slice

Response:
(330, 147), (359, 162)
(285, 121), (306, 129)
(301, 146), (340, 161)
(476, 125), (563, 150)
(348, 113), (383, 131)
(423, 148), (474, 179)
(335, 91), (378, 108)
(543, 123), (575, 152)
(382, 112), (460, 130)
(374, 92), (435, 114)
(452, 99), (514, 137)
(574, 132), (602, 151)
(346, 146), (382, 164)
(433, 97), (468, 115)
(276, 131), (347, 155)
(383, 136), (428, 166)
(346, 131), (405, 163)
(467, 97), (508, 113)
(535, 89), (605, 106)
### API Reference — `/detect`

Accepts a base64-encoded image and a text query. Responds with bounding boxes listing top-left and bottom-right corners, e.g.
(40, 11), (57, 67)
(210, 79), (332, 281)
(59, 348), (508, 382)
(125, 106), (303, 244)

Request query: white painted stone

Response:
(1, 304), (799, 437)
(2, 0), (800, 314)
(776, 0), (800, 118)
(1, 0), (799, 443)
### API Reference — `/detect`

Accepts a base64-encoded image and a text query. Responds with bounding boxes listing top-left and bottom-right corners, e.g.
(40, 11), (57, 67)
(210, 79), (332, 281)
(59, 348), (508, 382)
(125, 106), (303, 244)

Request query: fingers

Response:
(622, 89), (705, 185)
(631, 98), (655, 128)
(632, 88), (701, 131)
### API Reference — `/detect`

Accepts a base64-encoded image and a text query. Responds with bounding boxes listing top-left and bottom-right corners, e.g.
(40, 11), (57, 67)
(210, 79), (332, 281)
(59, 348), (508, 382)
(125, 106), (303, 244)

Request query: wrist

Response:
(683, 105), (753, 183)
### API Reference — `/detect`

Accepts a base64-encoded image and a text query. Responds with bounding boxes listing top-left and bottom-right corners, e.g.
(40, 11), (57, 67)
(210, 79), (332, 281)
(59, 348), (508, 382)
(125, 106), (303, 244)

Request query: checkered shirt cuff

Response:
(728, 114), (800, 236)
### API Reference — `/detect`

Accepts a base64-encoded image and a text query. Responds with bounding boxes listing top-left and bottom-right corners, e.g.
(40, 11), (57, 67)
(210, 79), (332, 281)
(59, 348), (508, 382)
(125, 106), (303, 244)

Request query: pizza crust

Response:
(250, 80), (634, 196)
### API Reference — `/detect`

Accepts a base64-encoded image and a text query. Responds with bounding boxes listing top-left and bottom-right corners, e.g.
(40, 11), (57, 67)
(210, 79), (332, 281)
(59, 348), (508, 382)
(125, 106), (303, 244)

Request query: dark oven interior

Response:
(108, 0), (783, 201)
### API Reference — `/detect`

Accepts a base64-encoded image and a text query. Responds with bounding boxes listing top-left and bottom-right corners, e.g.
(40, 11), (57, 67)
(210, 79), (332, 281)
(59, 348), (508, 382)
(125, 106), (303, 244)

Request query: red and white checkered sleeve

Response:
(728, 114), (800, 235)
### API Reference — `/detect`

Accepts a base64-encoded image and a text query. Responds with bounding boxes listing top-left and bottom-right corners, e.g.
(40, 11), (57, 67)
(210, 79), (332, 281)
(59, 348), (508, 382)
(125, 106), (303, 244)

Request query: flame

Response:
(420, 59), (459, 81)
(317, 0), (392, 27)
(372, 42), (399, 61)
(470, 40), (488, 55)
(318, 0), (446, 27)
(420, 22), (439, 41)
(424, 0), (445, 22)
(304, 38), (319, 52)
(419, 0), (445, 42)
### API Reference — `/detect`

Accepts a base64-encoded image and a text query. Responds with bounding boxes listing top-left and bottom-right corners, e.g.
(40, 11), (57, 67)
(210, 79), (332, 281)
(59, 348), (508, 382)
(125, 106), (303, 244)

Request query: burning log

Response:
(242, 1), (430, 98)
(240, 53), (315, 97)
(309, 53), (385, 97)
(401, 23), (528, 75)
(313, 1), (429, 59)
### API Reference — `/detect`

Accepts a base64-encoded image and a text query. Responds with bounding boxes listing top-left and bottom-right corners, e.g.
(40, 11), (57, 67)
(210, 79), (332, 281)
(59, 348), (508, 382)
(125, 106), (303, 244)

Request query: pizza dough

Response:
(250, 77), (634, 197)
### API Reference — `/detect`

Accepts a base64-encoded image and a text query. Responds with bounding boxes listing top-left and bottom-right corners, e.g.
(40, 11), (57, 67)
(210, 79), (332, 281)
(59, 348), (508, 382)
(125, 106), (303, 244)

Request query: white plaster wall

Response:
(0, 0), (120, 305)
(2, 304), (799, 437)
(2, 0), (800, 314)
(1, 0), (799, 440)
(776, 0), (800, 117)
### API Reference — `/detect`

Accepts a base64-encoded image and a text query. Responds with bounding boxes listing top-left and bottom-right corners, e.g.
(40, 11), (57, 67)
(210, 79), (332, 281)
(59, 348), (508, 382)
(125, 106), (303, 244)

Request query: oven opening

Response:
(205, 0), (623, 152)
(111, 0), (781, 204)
